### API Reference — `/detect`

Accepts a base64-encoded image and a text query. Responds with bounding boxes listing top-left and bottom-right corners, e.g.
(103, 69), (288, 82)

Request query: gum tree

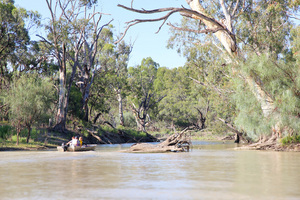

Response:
(127, 57), (165, 133)
(41, 0), (112, 131)
(116, 0), (299, 142)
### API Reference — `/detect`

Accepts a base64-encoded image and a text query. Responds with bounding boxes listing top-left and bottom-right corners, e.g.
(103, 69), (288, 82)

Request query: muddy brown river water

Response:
(1, 141), (300, 200)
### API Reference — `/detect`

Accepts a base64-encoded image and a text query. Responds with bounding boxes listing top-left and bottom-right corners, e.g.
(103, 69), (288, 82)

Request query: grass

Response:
(0, 124), (60, 150)
(1, 138), (56, 150)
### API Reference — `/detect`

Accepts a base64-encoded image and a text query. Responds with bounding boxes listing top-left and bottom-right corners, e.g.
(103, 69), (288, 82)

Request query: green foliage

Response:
(68, 86), (83, 119)
(155, 67), (195, 126)
(127, 57), (162, 131)
(3, 73), (55, 134)
(236, 0), (292, 56)
(232, 77), (271, 140)
(11, 135), (27, 143)
(123, 112), (137, 128)
(281, 135), (300, 145)
(165, 0), (300, 142)
(128, 57), (159, 105)
(89, 31), (131, 124)
(232, 51), (300, 139)
(98, 125), (117, 135)
(1, 0), (299, 144)
(28, 128), (39, 140)
(0, 0), (30, 59)
(0, 0), (32, 92)
(118, 126), (147, 138)
(0, 125), (12, 140)
(97, 124), (147, 138)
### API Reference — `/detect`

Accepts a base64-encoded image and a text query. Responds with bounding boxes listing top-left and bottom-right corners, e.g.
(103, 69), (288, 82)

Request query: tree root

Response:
(235, 136), (300, 152)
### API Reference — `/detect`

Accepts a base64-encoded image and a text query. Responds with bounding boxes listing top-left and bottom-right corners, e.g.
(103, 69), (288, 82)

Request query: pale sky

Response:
(15, 0), (187, 68)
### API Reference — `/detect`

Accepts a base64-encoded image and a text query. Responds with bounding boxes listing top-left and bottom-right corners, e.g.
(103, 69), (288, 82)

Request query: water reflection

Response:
(0, 142), (300, 200)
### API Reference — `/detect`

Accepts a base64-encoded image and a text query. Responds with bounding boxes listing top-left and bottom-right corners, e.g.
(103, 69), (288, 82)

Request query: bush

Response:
(0, 125), (13, 140)
(280, 135), (300, 145)
(11, 135), (27, 143)
(123, 112), (136, 128)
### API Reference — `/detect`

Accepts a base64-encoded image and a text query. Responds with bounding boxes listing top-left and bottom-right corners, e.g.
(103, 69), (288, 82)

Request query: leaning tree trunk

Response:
(130, 103), (146, 132)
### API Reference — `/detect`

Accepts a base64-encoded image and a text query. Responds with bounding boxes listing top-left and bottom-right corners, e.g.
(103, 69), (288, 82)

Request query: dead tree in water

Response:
(218, 118), (249, 143)
(126, 127), (192, 153)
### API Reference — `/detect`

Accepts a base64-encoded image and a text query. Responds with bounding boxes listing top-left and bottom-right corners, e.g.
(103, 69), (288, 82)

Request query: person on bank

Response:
(79, 137), (83, 147)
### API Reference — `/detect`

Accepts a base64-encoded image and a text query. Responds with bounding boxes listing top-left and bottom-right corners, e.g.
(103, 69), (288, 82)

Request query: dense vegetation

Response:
(0, 0), (299, 147)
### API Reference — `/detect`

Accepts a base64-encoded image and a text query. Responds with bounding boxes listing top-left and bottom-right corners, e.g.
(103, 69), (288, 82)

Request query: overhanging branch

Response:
(115, 4), (231, 44)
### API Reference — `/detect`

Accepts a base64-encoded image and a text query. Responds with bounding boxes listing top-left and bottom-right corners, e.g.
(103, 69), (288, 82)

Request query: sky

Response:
(14, 0), (188, 68)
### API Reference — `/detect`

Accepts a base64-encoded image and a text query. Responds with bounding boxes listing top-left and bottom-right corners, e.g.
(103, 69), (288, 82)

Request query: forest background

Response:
(0, 0), (299, 147)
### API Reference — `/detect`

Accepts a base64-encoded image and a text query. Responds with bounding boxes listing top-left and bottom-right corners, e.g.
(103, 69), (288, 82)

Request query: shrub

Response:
(0, 125), (13, 140)
(280, 135), (300, 145)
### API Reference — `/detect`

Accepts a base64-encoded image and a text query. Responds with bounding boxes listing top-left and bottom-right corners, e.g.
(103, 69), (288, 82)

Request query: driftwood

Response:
(124, 127), (191, 153)
(235, 134), (287, 151)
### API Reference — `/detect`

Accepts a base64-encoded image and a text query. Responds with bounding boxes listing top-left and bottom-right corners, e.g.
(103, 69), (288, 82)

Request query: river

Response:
(1, 141), (300, 200)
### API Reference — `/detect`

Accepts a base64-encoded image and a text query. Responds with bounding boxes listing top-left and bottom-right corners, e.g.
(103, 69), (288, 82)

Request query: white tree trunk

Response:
(117, 91), (125, 126)
(55, 43), (67, 130)
(186, 0), (236, 57)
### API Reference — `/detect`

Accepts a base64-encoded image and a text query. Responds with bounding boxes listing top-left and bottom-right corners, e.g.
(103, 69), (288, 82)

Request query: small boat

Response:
(57, 144), (97, 152)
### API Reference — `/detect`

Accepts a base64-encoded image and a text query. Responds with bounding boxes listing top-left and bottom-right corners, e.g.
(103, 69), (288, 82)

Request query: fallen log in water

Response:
(124, 128), (191, 153)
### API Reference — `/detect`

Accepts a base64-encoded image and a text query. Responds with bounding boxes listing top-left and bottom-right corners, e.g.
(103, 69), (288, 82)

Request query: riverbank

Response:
(236, 142), (300, 152)
(0, 146), (51, 151)
(0, 125), (159, 151)
(1, 126), (299, 152)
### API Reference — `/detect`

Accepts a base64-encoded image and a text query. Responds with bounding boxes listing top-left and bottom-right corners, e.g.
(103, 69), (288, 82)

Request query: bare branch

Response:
(188, 76), (206, 86)
(115, 4), (231, 44)
(118, 4), (178, 14)
(286, 11), (300, 20)
(114, 21), (139, 44)
(220, 0), (230, 21)
(220, 0), (233, 32)
(231, 0), (240, 16)
(36, 34), (52, 46)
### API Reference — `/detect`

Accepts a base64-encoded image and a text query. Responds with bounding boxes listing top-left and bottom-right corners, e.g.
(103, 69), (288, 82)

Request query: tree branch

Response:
(167, 22), (225, 34)
(115, 4), (230, 44)
(231, 0), (240, 16)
